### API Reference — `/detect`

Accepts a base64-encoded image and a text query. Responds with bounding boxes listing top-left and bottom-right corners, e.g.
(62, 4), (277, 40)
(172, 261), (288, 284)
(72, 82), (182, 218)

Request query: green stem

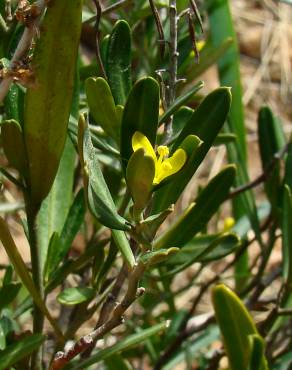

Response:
(27, 205), (44, 370)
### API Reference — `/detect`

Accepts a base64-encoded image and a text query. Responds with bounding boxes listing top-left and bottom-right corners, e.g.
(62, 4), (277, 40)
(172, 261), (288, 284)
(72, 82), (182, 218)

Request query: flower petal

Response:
(132, 131), (156, 163)
(154, 148), (187, 184)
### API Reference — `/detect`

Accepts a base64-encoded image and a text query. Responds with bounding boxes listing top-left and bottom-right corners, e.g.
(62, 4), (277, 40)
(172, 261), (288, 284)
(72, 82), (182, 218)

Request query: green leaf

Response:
(212, 284), (266, 370)
(258, 106), (285, 210)
(172, 88), (231, 152)
(153, 88), (231, 212)
(37, 61), (79, 276)
(112, 230), (135, 269)
(105, 354), (133, 370)
(120, 77), (160, 170)
(170, 106), (194, 143)
(57, 287), (95, 306)
(107, 20), (131, 105)
(154, 165), (236, 249)
(0, 334), (45, 370)
(24, 0), (82, 208)
(85, 77), (121, 141)
(66, 322), (167, 370)
(139, 207), (174, 241)
(78, 115), (130, 231)
(37, 137), (76, 274)
(126, 148), (155, 214)
(208, 0), (246, 160)
(281, 185), (292, 286)
(140, 248), (179, 266)
(208, 0), (251, 287)
(1, 119), (27, 176)
(159, 81), (204, 125)
(163, 233), (240, 277)
(69, 116), (119, 157)
(44, 189), (86, 283)
(248, 335), (268, 370)
(0, 283), (21, 312)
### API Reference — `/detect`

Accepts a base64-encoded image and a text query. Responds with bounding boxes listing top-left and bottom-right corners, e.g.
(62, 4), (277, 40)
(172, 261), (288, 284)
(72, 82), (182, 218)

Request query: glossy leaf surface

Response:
(212, 284), (266, 370)
(86, 77), (121, 141)
(106, 20), (131, 105)
(24, 0), (82, 207)
(120, 77), (159, 170)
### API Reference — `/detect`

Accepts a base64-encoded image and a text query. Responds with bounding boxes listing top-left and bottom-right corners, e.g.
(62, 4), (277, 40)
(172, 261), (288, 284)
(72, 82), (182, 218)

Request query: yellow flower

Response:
(132, 131), (187, 185)
(223, 217), (235, 232)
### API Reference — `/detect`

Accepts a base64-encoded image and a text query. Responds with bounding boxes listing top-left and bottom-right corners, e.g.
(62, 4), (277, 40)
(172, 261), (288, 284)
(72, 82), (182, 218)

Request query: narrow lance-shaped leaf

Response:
(163, 233), (240, 278)
(154, 165), (236, 249)
(258, 106), (285, 211)
(37, 66), (79, 273)
(120, 77), (160, 171)
(85, 77), (121, 141)
(112, 230), (135, 269)
(282, 185), (292, 286)
(78, 114), (130, 231)
(248, 335), (268, 370)
(212, 284), (267, 370)
(208, 0), (246, 160)
(106, 20), (132, 105)
(24, 0), (82, 208)
(78, 116), (135, 268)
(208, 0), (252, 288)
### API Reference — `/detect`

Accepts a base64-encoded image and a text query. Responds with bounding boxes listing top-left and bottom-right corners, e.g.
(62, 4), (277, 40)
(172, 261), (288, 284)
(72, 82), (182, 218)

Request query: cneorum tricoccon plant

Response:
(0, 1), (290, 370)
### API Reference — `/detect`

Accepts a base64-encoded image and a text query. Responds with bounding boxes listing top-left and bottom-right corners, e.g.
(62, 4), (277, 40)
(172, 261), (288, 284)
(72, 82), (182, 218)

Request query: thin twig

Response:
(187, 11), (199, 64)
(0, 0), (47, 103)
(81, 239), (138, 359)
(229, 143), (289, 198)
(149, 0), (166, 57)
(163, 0), (178, 141)
(189, 0), (203, 33)
(0, 168), (25, 189)
(50, 262), (145, 370)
